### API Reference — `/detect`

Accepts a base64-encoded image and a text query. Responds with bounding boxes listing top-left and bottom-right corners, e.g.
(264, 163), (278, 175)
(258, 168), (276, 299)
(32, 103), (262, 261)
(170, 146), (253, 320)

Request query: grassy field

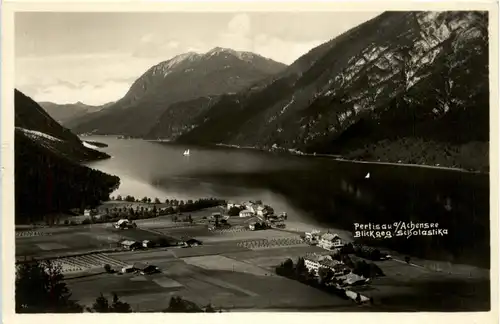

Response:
(15, 225), (170, 257)
(67, 256), (352, 311)
(16, 208), (490, 312)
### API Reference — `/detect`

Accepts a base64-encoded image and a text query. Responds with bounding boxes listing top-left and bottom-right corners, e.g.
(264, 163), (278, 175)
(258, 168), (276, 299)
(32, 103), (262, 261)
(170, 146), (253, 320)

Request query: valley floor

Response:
(15, 208), (490, 312)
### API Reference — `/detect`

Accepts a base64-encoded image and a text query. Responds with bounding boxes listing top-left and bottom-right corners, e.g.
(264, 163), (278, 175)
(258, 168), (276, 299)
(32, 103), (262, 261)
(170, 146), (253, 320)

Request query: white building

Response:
(304, 254), (345, 275)
(227, 203), (242, 210)
(318, 233), (344, 250)
(84, 209), (97, 217)
(239, 210), (254, 218)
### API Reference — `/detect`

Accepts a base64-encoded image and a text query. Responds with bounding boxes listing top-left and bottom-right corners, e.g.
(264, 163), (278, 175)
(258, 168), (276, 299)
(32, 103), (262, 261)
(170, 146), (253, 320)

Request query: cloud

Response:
(227, 14), (251, 36)
(25, 80), (131, 106)
(16, 12), (381, 105)
(214, 14), (327, 64)
(16, 53), (162, 105)
(140, 33), (155, 43)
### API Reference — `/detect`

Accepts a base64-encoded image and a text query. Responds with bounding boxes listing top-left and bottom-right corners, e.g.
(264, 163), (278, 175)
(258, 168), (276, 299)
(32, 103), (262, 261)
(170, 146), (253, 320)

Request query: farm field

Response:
(16, 212), (488, 312)
(67, 256), (352, 311)
(15, 225), (168, 258)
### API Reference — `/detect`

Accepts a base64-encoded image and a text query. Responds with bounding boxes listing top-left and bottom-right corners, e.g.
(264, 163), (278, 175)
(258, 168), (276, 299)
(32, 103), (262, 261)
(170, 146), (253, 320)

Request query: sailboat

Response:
(183, 149), (190, 156)
(365, 173), (370, 179)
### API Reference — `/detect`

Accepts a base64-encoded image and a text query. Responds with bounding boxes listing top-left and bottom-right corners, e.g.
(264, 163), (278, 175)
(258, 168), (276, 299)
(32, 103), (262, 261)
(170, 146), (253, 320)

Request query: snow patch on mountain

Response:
(16, 127), (63, 142)
(82, 141), (100, 150)
(152, 52), (202, 76)
(206, 47), (258, 62)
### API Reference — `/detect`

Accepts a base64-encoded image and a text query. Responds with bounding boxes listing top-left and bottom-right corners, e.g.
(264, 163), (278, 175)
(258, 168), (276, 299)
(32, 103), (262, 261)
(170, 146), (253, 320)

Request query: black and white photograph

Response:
(2, 1), (498, 319)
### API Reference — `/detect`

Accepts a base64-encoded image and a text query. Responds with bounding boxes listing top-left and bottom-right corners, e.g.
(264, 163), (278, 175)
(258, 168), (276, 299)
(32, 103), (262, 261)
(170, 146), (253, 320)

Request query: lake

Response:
(84, 136), (490, 268)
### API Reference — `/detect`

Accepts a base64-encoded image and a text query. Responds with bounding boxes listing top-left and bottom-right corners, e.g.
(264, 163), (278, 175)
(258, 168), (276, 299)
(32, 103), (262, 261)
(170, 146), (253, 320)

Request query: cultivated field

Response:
(67, 256), (352, 311)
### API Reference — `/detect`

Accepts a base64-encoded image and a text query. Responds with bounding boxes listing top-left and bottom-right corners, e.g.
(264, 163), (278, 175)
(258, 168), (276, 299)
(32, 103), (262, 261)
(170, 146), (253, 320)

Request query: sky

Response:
(15, 12), (381, 105)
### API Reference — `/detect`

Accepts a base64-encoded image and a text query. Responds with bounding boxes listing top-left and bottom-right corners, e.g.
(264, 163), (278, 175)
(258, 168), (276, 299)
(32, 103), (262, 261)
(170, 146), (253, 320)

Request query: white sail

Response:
(183, 149), (190, 156)
(365, 173), (370, 179)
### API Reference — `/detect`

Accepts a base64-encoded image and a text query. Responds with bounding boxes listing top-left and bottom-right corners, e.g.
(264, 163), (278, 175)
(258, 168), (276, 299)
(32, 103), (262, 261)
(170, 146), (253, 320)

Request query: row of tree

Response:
(63, 198), (224, 226)
(112, 195), (225, 207)
(15, 260), (222, 313)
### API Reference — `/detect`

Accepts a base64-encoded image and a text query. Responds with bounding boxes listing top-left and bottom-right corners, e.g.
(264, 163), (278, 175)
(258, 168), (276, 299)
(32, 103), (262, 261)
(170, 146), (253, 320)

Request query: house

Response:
(227, 203), (242, 210)
(318, 233), (344, 250)
(242, 202), (256, 214)
(304, 230), (321, 245)
(114, 219), (136, 229)
(133, 262), (148, 271)
(131, 263), (160, 275)
(256, 205), (274, 217)
(114, 219), (129, 228)
(304, 254), (345, 275)
(142, 240), (155, 248)
(120, 240), (142, 250)
(121, 265), (136, 273)
(338, 272), (367, 285)
(84, 209), (98, 217)
(185, 238), (202, 246)
(239, 210), (254, 218)
(141, 265), (160, 275)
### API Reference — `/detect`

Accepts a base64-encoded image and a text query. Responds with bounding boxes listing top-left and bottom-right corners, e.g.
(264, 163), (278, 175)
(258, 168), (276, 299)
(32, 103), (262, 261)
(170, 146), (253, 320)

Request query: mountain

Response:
(177, 11), (489, 172)
(70, 48), (287, 137)
(15, 89), (120, 222)
(15, 90), (110, 162)
(38, 101), (113, 126)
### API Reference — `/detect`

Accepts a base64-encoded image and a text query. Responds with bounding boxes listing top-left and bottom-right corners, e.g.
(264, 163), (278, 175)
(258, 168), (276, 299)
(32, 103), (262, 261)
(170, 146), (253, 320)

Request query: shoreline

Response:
(95, 137), (486, 174)
(214, 143), (486, 174)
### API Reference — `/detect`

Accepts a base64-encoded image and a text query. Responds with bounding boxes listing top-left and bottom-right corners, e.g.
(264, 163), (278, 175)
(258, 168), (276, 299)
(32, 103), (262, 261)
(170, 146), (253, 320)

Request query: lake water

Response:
(84, 136), (490, 268)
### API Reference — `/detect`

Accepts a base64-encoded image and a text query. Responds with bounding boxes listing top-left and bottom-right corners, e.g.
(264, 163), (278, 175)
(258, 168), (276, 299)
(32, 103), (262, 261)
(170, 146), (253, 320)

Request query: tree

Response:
(318, 267), (334, 285)
(204, 303), (216, 312)
(165, 296), (203, 313)
(141, 197), (148, 203)
(89, 293), (131, 313)
(91, 293), (110, 313)
(154, 197), (161, 204)
(16, 260), (83, 313)
(295, 257), (307, 280)
(283, 258), (294, 271)
(227, 207), (242, 216)
(110, 293), (132, 312)
(124, 195), (135, 202)
(165, 198), (170, 204)
(355, 293), (362, 304)
(116, 195), (122, 201)
(147, 198), (151, 204)
(104, 264), (112, 273)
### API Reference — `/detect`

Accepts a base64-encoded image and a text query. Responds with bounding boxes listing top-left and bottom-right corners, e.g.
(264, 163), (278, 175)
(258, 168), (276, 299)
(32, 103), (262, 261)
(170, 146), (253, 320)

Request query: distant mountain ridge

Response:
(176, 11), (489, 172)
(15, 90), (110, 162)
(38, 101), (113, 126)
(69, 47), (287, 137)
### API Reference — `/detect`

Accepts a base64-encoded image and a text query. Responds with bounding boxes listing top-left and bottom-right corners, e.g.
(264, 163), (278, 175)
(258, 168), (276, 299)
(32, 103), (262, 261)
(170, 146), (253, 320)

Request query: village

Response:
(15, 197), (481, 312)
